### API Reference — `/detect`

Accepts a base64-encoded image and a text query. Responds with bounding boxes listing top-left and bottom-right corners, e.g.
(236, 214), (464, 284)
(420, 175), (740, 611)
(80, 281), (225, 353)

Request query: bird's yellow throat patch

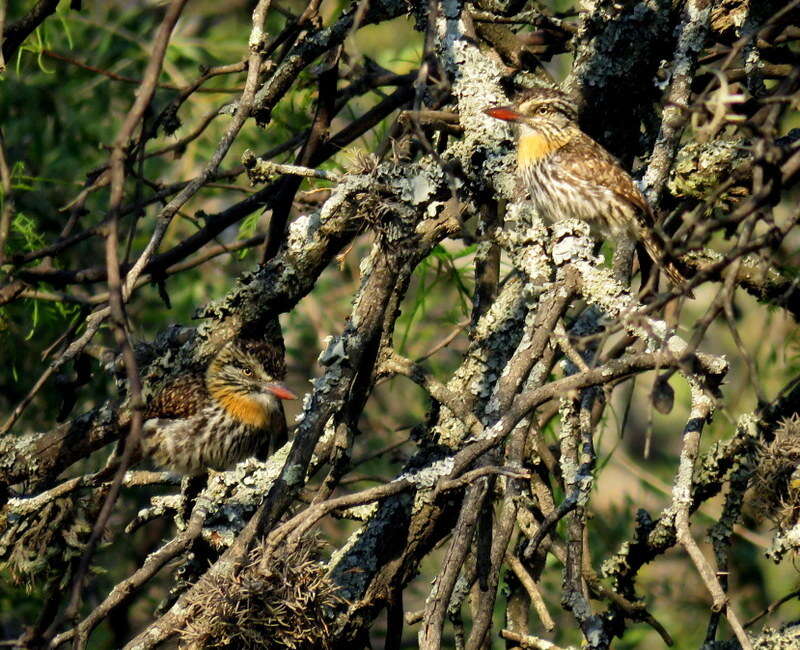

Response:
(211, 386), (270, 428)
(517, 133), (565, 166)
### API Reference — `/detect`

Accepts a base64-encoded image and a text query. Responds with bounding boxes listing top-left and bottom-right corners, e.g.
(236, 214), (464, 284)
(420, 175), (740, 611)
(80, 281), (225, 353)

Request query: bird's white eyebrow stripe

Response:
(519, 95), (577, 117)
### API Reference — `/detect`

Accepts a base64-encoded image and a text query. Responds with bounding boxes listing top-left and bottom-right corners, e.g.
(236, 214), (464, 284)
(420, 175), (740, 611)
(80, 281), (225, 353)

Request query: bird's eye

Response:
(536, 106), (549, 115)
(242, 367), (253, 376)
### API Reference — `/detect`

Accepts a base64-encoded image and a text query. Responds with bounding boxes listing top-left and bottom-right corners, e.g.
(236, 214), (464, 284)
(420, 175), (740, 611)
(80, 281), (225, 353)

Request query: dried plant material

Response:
(710, 0), (749, 40)
(389, 135), (413, 165)
(180, 537), (344, 649)
(690, 69), (748, 143)
(747, 415), (800, 530)
(0, 494), (98, 588)
(344, 149), (380, 175)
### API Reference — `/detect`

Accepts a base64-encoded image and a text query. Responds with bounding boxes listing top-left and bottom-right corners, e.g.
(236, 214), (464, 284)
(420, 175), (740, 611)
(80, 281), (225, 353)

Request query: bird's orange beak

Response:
(265, 382), (298, 400)
(484, 106), (523, 122)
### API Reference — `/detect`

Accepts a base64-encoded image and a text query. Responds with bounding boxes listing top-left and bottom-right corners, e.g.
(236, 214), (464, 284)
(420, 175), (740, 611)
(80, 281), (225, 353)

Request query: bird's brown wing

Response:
(553, 133), (688, 287)
(144, 373), (208, 420)
(552, 132), (655, 227)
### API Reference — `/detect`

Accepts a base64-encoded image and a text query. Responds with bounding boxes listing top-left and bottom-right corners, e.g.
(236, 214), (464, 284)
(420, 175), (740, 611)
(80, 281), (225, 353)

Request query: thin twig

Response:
(505, 553), (556, 632)
(41, 49), (245, 93)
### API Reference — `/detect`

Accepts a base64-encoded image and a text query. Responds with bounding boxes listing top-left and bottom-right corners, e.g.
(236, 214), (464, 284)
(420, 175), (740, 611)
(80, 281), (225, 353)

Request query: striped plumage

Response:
(142, 341), (296, 475)
(485, 86), (687, 288)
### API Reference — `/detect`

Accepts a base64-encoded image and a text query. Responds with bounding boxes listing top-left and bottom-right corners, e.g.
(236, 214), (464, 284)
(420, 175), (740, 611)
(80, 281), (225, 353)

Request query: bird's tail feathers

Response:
(640, 229), (693, 296)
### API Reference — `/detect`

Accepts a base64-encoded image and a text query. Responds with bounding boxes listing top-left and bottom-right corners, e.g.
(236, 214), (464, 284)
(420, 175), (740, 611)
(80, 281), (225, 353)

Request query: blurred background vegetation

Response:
(1, 0), (800, 648)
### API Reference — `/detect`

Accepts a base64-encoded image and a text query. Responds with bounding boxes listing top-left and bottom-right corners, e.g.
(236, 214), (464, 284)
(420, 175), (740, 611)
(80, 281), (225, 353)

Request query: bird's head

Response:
(207, 342), (296, 416)
(485, 86), (578, 139)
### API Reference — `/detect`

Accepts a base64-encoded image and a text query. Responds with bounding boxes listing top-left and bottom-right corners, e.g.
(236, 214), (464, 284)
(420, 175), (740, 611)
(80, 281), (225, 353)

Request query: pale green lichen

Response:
(667, 139), (749, 203)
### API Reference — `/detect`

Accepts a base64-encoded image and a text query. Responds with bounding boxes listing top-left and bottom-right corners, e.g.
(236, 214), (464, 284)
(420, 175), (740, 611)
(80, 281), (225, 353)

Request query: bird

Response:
(141, 340), (297, 475)
(484, 86), (688, 289)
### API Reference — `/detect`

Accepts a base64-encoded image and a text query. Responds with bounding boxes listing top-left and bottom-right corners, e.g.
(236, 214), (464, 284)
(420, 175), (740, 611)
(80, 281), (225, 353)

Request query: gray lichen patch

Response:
(0, 431), (42, 476)
(550, 220), (597, 267)
(399, 457), (455, 488)
(497, 203), (551, 284)
(433, 7), (519, 200)
(748, 624), (800, 650)
(178, 450), (291, 548)
(286, 212), (322, 256)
